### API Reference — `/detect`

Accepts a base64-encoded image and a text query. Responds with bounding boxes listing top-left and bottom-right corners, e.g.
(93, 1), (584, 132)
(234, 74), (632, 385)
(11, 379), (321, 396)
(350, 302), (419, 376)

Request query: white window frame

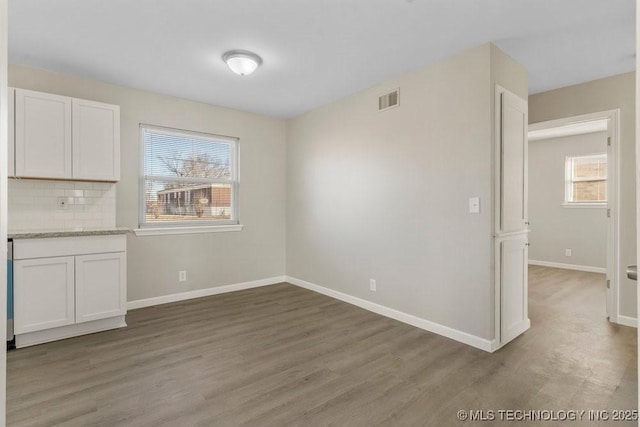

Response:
(135, 124), (241, 236)
(564, 153), (607, 207)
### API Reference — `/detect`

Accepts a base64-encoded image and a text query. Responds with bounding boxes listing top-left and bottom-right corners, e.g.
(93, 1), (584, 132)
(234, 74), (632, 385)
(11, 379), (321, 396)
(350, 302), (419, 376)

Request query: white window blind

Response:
(140, 125), (238, 227)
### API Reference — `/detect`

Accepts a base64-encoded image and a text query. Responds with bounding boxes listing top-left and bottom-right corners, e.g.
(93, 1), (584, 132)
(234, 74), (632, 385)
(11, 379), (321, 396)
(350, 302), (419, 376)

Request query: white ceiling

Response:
(8, 0), (636, 119)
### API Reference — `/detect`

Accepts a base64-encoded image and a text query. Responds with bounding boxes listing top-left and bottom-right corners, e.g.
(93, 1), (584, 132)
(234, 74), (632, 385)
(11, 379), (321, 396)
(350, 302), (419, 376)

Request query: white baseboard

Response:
(614, 315), (638, 328)
(491, 319), (531, 352)
(127, 276), (287, 310)
(528, 259), (606, 274)
(285, 276), (494, 353)
(16, 316), (127, 348)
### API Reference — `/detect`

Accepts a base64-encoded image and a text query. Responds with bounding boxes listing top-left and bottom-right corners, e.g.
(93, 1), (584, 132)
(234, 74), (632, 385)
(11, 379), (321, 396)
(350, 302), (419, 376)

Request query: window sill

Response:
(133, 224), (244, 236)
(562, 203), (607, 209)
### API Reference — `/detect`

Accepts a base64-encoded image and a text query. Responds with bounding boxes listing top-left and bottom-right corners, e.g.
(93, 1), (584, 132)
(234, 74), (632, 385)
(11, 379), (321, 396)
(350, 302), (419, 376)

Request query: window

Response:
(140, 125), (238, 228)
(565, 153), (607, 205)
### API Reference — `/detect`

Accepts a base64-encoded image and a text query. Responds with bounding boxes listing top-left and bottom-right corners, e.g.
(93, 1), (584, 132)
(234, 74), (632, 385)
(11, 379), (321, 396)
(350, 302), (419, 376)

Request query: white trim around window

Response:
(564, 152), (607, 206)
(133, 224), (244, 236)
(561, 202), (607, 209)
(137, 124), (241, 235)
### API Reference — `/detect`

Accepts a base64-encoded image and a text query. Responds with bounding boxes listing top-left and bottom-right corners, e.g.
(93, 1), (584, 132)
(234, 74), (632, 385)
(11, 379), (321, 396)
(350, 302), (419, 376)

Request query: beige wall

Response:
(529, 132), (608, 269)
(9, 64), (287, 302)
(286, 44), (526, 341)
(529, 73), (637, 318)
(490, 44), (528, 100)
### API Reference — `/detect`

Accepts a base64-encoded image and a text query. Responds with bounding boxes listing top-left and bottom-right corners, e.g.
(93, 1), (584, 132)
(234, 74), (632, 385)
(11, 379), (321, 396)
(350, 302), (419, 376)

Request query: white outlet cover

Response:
(469, 197), (480, 214)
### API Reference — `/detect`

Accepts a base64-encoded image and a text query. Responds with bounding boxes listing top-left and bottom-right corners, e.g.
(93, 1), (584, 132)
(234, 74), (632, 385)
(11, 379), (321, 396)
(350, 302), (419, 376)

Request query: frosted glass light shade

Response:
(222, 50), (262, 76)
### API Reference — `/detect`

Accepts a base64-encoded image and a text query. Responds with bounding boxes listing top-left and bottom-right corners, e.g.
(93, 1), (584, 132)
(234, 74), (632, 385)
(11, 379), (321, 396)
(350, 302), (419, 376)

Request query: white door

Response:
(14, 256), (75, 334)
(500, 235), (529, 345)
(75, 252), (126, 323)
(15, 89), (72, 179)
(636, 0), (640, 407)
(496, 86), (528, 234)
(7, 87), (13, 177)
(494, 85), (530, 348)
(72, 98), (120, 181)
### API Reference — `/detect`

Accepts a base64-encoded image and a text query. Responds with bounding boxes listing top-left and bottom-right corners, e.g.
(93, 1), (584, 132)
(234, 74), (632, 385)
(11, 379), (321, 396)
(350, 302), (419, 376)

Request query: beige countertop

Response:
(9, 227), (130, 239)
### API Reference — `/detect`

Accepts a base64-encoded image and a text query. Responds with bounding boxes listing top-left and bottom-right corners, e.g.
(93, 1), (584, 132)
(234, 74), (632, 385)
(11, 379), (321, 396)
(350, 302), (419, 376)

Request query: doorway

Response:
(528, 110), (620, 323)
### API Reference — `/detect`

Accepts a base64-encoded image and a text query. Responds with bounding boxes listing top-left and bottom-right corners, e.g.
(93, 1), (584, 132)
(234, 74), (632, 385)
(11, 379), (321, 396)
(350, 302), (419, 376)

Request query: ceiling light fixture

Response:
(222, 50), (262, 76)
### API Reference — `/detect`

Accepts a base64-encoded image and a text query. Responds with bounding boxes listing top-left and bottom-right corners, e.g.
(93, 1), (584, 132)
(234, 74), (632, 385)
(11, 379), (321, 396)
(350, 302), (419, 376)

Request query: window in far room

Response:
(140, 125), (239, 228)
(564, 153), (607, 205)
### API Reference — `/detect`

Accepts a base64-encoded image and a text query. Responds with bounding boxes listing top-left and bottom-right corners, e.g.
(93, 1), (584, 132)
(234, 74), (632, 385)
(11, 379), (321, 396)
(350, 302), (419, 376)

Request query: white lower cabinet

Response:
(14, 256), (75, 334)
(13, 235), (127, 347)
(75, 252), (126, 323)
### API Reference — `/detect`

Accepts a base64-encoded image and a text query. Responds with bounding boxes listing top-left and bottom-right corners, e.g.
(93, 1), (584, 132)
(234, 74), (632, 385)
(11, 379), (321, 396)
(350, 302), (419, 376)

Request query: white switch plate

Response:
(469, 197), (480, 214)
(565, 249), (572, 257)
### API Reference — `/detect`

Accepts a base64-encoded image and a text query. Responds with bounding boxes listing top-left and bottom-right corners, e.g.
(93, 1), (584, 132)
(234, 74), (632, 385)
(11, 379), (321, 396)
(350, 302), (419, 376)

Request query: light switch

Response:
(469, 197), (480, 214)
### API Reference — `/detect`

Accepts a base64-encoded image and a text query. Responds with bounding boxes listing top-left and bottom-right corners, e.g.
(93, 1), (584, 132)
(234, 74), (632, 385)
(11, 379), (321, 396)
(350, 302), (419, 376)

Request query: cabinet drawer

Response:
(14, 235), (126, 259)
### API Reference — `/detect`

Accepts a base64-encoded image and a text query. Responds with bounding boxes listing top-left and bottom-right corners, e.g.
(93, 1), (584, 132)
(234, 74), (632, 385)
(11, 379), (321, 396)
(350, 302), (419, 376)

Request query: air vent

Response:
(378, 89), (399, 111)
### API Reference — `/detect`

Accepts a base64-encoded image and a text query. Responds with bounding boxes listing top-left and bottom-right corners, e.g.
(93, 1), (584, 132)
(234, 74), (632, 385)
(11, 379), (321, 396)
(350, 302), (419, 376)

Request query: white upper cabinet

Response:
(13, 88), (120, 182)
(15, 89), (72, 179)
(495, 85), (528, 235)
(72, 98), (120, 181)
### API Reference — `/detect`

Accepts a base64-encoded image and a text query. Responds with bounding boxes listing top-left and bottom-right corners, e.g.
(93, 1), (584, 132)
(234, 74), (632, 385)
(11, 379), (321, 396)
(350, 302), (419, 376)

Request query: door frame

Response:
(528, 109), (621, 323)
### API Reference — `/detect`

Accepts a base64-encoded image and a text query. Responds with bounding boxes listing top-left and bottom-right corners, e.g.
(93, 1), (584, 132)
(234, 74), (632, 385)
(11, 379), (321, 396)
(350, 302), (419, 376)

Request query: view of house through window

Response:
(140, 125), (238, 226)
(565, 153), (607, 204)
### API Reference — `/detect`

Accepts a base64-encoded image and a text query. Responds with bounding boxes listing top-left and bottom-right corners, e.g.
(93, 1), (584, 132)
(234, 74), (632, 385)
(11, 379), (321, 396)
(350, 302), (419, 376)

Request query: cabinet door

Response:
(72, 98), (120, 181)
(499, 235), (529, 345)
(75, 252), (126, 323)
(8, 87), (14, 177)
(15, 89), (72, 179)
(14, 256), (75, 334)
(496, 86), (528, 234)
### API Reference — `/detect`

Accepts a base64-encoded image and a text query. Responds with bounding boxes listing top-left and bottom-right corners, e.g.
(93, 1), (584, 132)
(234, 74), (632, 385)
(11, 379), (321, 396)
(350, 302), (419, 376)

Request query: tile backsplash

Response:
(8, 179), (116, 232)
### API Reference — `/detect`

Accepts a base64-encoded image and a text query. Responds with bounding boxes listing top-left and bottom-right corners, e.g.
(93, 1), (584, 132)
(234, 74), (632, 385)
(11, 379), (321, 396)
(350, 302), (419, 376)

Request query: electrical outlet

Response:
(179, 270), (187, 282)
(370, 279), (376, 292)
(565, 249), (572, 257)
